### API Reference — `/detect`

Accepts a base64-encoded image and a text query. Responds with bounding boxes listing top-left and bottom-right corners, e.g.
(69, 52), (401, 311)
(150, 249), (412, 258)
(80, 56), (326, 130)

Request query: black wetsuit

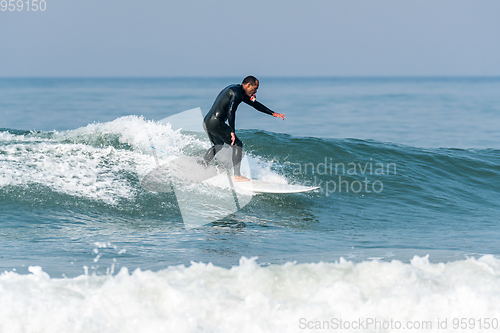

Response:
(203, 84), (274, 176)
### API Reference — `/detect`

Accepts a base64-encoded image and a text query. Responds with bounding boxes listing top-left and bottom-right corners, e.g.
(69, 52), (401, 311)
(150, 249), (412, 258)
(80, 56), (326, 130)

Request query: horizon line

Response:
(1, 75), (500, 79)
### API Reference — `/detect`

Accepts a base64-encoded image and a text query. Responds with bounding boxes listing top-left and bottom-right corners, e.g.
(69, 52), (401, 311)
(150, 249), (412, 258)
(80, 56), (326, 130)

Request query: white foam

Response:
(1, 256), (499, 333)
(247, 155), (288, 184)
(0, 131), (20, 142)
(0, 116), (289, 205)
(0, 140), (140, 204)
(0, 117), (202, 205)
(0, 131), (47, 143)
(57, 115), (198, 156)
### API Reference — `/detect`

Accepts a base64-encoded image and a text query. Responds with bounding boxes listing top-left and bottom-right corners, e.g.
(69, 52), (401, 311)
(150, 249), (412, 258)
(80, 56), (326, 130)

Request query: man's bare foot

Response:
(234, 175), (251, 182)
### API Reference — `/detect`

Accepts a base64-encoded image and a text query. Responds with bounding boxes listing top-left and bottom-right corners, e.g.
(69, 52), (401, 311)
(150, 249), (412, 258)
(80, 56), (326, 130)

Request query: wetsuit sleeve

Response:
(227, 92), (238, 132)
(243, 95), (274, 115)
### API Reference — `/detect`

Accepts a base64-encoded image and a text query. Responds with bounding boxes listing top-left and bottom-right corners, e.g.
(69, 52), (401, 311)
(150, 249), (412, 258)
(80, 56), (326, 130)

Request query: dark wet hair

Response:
(242, 76), (259, 85)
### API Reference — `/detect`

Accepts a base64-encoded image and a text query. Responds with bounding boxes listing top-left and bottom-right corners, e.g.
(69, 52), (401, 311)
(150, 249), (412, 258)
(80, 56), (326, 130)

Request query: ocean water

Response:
(1, 77), (500, 332)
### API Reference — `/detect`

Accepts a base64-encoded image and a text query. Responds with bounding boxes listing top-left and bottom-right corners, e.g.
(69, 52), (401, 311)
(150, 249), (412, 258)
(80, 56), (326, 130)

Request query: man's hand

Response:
(231, 132), (236, 145)
(273, 112), (285, 120)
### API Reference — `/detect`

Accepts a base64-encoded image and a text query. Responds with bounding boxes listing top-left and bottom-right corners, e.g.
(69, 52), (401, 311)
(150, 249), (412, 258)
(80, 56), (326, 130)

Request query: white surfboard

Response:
(234, 180), (319, 194)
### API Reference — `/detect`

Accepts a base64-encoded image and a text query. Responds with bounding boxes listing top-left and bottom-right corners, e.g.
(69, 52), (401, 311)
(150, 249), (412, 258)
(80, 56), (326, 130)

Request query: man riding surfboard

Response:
(202, 76), (285, 182)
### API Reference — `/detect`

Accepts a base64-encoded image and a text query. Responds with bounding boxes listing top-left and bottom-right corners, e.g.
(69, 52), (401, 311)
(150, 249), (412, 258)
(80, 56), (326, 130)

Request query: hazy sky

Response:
(1, 0), (499, 77)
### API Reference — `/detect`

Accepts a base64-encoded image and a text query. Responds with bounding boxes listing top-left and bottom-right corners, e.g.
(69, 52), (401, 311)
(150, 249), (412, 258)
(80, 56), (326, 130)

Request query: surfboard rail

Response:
(234, 180), (319, 194)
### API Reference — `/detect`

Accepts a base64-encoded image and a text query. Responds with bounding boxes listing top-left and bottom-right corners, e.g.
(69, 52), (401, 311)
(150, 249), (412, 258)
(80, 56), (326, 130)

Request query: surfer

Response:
(203, 76), (285, 182)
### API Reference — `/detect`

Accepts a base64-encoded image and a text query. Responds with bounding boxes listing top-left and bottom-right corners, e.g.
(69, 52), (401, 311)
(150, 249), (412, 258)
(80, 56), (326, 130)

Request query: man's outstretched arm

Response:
(243, 96), (285, 120)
